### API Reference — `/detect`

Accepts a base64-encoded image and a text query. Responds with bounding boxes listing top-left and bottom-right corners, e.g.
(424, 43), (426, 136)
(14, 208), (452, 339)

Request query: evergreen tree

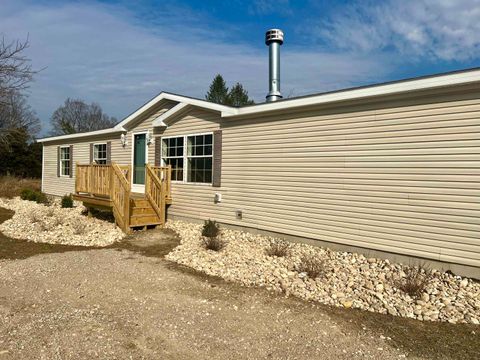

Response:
(0, 127), (42, 178)
(205, 75), (255, 106)
(228, 83), (255, 106)
(205, 74), (229, 105)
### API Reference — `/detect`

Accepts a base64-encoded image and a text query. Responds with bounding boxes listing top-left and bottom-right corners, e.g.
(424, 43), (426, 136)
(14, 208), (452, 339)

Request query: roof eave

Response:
(37, 127), (126, 143)
(223, 68), (480, 118)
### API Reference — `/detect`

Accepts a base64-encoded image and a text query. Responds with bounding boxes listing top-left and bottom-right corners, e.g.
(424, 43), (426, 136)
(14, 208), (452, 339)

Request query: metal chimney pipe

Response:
(265, 29), (284, 102)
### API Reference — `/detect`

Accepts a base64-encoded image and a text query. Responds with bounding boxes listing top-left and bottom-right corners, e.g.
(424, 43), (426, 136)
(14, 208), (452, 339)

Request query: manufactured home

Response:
(38, 30), (480, 278)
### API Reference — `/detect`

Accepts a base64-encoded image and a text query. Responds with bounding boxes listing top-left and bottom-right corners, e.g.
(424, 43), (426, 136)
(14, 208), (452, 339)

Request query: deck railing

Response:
(75, 163), (111, 197)
(145, 164), (171, 224)
(74, 162), (170, 232)
(110, 163), (131, 232)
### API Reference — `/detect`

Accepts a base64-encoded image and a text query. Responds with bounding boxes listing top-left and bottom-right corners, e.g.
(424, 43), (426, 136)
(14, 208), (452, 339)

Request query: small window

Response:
(187, 134), (213, 184)
(162, 137), (184, 181)
(60, 146), (71, 176)
(94, 143), (107, 164)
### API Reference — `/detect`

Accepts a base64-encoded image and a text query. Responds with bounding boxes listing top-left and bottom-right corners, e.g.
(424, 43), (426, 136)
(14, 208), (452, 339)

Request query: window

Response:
(93, 143), (107, 164)
(162, 137), (184, 181)
(187, 134), (213, 184)
(161, 133), (213, 184)
(60, 146), (71, 176)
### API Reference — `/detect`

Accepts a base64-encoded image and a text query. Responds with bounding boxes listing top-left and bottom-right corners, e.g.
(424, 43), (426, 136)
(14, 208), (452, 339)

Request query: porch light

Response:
(120, 133), (127, 147)
(146, 130), (152, 145)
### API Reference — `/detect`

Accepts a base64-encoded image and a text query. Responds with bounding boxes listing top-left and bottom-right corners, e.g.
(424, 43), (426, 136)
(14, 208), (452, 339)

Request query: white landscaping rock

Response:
(0, 197), (124, 246)
(165, 220), (480, 325)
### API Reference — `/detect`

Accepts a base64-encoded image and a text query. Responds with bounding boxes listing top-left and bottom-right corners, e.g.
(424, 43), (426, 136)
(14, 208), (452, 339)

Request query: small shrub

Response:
(266, 240), (290, 257)
(297, 255), (326, 279)
(61, 194), (74, 208)
(20, 188), (35, 201)
(29, 212), (41, 223)
(46, 207), (55, 217)
(38, 221), (50, 232)
(202, 219), (220, 238)
(52, 217), (63, 227)
(20, 188), (48, 204)
(203, 236), (225, 251)
(396, 265), (433, 299)
(72, 222), (85, 235)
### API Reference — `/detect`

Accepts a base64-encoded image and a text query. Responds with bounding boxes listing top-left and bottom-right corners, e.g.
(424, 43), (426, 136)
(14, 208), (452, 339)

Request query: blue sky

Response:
(3, 0), (480, 135)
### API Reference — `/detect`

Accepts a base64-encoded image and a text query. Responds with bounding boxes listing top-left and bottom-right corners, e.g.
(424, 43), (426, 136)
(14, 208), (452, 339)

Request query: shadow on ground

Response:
(0, 206), (478, 359)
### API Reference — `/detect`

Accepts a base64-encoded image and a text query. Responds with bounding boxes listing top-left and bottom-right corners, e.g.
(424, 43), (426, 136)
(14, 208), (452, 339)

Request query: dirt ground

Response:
(0, 208), (478, 359)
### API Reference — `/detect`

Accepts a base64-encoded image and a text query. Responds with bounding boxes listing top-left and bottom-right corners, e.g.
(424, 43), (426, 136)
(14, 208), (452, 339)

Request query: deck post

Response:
(109, 162), (114, 199)
(75, 162), (79, 194)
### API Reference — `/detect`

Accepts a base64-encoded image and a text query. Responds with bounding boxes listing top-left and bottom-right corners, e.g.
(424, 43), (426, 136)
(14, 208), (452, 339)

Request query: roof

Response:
(37, 127), (125, 143)
(223, 66), (480, 118)
(38, 67), (480, 143)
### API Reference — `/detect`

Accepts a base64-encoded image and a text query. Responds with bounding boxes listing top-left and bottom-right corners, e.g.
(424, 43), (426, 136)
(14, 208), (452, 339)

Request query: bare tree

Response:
(50, 98), (117, 135)
(0, 36), (35, 101)
(0, 92), (40, 151)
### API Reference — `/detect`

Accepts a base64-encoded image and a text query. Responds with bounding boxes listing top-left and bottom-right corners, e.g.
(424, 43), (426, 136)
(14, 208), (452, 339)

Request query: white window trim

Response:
(93, 142), (108, 164)
(161, 131), (214, 186)
(59, 145), (71, 177)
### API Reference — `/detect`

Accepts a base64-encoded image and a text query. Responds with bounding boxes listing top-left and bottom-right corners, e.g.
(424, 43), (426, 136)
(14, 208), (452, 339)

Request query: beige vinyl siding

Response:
(42, 134), (119, 196)
(167, 89), (480, 269)
(112, 100), (176, 167)
(42, 100), (176, 196)
(158, 108), (222, 220)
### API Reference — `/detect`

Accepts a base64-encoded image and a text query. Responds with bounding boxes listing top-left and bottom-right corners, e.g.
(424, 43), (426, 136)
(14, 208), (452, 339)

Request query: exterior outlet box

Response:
(235, 210), (242, 220)
(214, 193), (222, 203)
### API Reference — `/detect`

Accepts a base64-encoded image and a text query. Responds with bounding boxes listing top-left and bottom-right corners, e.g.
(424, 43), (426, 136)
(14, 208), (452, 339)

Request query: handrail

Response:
(110, 162), (131, 232)
(150, 165), (172, 199)
(145, 164), (171, 224)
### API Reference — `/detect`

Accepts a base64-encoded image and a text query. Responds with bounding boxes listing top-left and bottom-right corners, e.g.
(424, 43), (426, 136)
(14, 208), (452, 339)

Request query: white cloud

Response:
(1, 0), (392, 134)
(249, 0), (292, 16)
(318, 0), (480, 61)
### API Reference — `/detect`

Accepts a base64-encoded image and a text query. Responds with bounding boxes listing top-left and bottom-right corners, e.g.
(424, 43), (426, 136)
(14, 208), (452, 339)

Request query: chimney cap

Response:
(265, 29), (284, 45)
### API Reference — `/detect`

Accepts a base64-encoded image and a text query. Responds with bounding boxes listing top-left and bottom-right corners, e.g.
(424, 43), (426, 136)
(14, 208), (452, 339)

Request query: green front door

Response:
(133, 133), (146, 185)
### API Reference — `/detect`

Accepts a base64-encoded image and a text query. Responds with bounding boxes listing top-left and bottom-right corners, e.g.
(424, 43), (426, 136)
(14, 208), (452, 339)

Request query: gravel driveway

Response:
(0, 217), (478, 359)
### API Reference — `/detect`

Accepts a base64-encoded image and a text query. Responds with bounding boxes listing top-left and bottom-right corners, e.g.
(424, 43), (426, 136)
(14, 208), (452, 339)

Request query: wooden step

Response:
(129, 214), (161, 227)
(130, 206), (157, 216)
(131, 198), (150, 208)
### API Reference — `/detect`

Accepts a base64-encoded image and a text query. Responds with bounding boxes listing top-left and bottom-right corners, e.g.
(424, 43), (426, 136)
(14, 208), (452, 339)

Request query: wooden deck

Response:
(73, 163), (171, 233)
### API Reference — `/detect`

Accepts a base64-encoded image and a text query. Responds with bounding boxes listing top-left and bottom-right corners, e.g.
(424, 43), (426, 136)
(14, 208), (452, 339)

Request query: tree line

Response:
(0, 36), (255, 179)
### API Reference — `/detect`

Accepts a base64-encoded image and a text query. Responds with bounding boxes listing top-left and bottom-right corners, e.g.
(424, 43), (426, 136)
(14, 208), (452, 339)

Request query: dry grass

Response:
(52, 217), (63, 227)
(38, 221), (51, 232)
(265, 241), (290, 257)
(395, 265), (433, 299)
(0, 176), (41, 199)
(72, 222), (86, 235)
(29, 212), (42, 224)
(297, 255), (326, 279)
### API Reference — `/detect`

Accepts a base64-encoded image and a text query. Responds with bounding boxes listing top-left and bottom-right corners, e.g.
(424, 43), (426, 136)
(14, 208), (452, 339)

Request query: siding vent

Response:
(235, 209), (242, 220)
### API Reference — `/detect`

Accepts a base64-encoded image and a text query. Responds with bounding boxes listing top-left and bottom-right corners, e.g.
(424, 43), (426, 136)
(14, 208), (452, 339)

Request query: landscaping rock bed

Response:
(165, 221), (480, 325)
(0, 197), (124, 246)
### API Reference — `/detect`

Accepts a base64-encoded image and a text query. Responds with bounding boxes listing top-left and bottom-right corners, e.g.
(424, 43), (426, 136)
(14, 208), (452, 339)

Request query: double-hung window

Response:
(187, 134), (213, 183)
(60, 146), (71, 176)
(93, 143), (107, 164)
(161, 133), (213, 184)
(162, 137), (184, 181)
